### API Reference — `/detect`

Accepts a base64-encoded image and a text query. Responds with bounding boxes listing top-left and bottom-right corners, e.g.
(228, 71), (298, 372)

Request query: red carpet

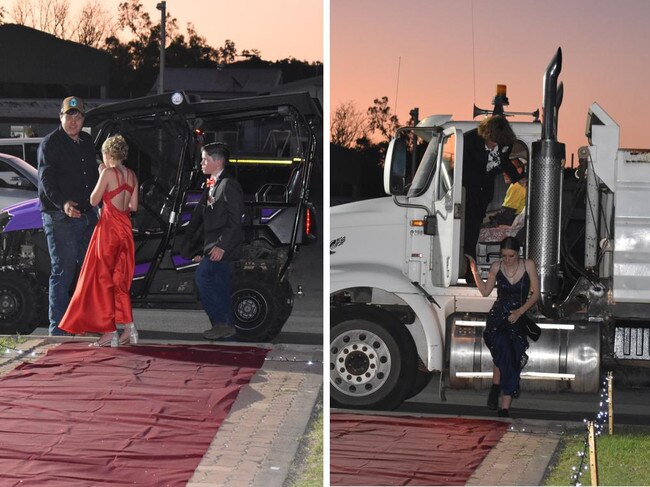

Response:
(330, 413), (508, 486)
(0, 343), (267, 486)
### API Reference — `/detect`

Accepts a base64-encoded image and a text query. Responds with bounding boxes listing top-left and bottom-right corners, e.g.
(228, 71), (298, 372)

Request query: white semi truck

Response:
(330, 48), (650, 410)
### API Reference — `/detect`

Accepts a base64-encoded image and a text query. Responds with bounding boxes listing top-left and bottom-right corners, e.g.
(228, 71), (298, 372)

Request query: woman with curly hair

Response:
(58, 135), (139, 346)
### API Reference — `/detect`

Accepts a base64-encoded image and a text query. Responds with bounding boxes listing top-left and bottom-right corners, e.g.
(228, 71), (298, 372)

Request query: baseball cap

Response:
(61, 96), (85, 115)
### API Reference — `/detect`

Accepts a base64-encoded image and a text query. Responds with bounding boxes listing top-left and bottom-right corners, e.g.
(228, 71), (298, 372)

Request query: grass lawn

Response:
(545, 430), (650, 486)
(0, 335), (27, 350)
(289, 403), (323, 487)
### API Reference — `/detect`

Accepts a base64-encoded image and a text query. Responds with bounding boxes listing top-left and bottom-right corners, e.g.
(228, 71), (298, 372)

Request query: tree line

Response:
(0, 0), (323, 98)
(331, 96), (403, 152)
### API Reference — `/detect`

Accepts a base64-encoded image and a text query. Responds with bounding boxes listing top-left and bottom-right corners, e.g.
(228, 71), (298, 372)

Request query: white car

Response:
(0, 153), (38, 210)
(0, 137), (42, 168)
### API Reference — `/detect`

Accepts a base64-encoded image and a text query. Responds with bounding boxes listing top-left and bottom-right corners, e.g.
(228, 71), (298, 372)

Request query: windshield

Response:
(407, 131), (441, 198)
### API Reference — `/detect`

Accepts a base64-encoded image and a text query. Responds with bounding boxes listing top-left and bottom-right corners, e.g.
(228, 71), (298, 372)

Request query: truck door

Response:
(430, 127), (463, 287)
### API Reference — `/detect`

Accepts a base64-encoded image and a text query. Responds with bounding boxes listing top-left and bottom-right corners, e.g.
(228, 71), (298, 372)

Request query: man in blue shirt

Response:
(38, 96), (100, 336)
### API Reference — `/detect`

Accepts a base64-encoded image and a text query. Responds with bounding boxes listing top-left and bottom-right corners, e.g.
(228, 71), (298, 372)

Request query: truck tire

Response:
(405, 366), (433, 400)
(231, 270), (282, 342)
(330, 305), (417, 410)
(0, 270), (42, 334)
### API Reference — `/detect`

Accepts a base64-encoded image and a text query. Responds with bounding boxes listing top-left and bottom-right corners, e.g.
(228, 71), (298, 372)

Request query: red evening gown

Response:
(59, 168), (135, 334)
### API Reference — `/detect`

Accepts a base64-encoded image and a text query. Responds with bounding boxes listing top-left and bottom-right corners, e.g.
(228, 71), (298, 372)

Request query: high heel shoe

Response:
(90, 331), (119, 348)
(487, 384), (500, 410)
(119, 323), (139, 345)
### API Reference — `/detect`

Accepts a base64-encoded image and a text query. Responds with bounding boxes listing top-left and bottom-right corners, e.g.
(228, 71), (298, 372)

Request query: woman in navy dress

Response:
(466, 236), (540, 417)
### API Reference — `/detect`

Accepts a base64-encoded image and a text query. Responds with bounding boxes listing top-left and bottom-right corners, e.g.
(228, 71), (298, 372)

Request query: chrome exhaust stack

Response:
(526, 47), (566, 318)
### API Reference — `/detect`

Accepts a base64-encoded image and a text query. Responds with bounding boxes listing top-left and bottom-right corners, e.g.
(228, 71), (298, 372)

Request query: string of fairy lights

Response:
(2, 345), (40, 358)
(570, 372), (613, 486)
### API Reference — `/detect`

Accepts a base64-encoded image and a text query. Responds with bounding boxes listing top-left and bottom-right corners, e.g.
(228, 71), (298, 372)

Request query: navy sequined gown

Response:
(483, 266), (530, 396)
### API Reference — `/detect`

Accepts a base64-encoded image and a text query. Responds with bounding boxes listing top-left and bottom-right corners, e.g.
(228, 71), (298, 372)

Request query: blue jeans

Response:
(42, 210), (97, 335)
(194, 258), (233, 327)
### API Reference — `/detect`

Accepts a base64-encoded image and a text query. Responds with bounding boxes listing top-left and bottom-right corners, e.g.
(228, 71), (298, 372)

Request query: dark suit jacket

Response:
(182, 171), (244, 261)
(462, 128), (521, 201)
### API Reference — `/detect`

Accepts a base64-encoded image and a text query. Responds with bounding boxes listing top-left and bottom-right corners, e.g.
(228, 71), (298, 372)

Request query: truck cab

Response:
(330, 114), (554, 409)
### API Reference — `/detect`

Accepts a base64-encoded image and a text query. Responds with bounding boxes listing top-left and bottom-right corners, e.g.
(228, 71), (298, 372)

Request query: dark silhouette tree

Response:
(331, 101), (367, 149)
(75, 1), (115, 48)
(8, 0), (322, 98)
(367, 96), (400, 143)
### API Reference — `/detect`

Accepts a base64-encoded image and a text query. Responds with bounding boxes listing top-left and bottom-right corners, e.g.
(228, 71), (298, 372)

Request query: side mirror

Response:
(383, 137), (408, 195)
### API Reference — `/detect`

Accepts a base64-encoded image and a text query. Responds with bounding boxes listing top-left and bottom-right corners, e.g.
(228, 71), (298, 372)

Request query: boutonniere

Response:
(207, 195), (215, 208)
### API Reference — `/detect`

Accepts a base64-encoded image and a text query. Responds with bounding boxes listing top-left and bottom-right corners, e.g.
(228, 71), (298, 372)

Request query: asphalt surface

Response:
(400, 371), (650, 426)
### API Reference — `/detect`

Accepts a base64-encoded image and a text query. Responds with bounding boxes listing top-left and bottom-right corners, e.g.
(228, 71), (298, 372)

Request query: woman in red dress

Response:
(58, 135), (139, 346)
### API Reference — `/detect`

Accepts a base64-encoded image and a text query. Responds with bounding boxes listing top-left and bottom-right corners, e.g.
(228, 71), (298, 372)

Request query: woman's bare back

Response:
(106, 166), (136, 211)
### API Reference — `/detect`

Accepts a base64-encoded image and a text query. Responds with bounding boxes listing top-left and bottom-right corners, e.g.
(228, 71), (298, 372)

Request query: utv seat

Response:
(254, 162), (303, 203)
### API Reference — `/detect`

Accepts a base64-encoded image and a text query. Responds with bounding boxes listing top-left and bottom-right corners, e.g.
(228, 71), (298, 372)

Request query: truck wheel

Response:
(231, 270), (281, 342)
(405, 367), (433, 400)
(0, 270), (41, 334)
(330, 305), (417, 410)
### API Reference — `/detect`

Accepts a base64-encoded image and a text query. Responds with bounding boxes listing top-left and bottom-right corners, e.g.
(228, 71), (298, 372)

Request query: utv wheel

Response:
(231, 270), (281, 342)
(275, 279), (294, 326)
(330, 305), (417, 410)
(0, 270), (41, 334)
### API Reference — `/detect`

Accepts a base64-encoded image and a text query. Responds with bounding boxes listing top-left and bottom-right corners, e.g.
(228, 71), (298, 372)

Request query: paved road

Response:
(32, 238), (324, 346)
(398, 372), (650, 425)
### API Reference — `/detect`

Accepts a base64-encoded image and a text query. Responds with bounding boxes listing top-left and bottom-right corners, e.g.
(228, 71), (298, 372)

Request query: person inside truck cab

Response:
(462, 115), (522, 286)
(490, 158), (527, 227)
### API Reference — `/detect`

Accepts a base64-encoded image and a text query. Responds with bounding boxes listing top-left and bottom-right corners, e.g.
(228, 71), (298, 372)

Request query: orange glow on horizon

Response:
(331, 0), (650, 159)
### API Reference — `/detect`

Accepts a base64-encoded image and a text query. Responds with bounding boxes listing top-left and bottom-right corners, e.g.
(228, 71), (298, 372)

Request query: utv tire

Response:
(330, 305), (417, 410)
(231, 270), (282, 342)
(275, 279), (294, 327)
(0, 270), (42, 334)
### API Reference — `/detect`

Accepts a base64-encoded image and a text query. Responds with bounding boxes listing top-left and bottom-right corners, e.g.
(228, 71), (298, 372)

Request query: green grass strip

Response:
(545, 431), (650, 486)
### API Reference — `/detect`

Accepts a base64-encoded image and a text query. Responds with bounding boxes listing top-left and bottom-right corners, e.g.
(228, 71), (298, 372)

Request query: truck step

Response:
(455, 371), (574, 381)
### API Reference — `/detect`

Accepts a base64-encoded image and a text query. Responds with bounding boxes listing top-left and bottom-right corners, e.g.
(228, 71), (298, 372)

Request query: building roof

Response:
(269, 75), (323, 106)
(150, 67), (283, 98)
(0, 98), (113, 123)
(0, 24), (110, 85)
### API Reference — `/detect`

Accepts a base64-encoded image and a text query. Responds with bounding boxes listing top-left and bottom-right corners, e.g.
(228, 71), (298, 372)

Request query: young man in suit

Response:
(462, 115), (522, 285)
(185, 142), (244, 340)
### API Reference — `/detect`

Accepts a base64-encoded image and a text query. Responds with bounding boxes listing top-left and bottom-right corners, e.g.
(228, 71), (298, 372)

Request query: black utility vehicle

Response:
(0, 91), (321, 341)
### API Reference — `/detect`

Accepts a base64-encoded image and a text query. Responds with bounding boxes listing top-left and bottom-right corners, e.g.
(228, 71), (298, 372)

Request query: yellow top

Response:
(502, 182), (526, 214)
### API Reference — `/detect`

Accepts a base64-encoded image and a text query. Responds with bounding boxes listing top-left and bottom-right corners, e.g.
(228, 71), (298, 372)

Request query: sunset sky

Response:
(2, 0), (323, 62)
(331, 0), (650, 159)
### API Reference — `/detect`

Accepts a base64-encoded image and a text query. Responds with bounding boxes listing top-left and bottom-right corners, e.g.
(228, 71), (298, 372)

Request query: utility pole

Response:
(156, 1), (166, 95)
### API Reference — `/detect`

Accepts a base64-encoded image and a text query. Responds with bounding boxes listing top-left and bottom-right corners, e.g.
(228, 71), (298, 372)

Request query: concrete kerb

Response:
(466, 418), (570, 486)
(0, 336), (323, 487)
(188, 342), (323, 487)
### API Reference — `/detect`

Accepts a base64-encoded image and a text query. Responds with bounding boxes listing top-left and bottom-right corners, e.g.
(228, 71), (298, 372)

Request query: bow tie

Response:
(206, 177), (217, 188)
